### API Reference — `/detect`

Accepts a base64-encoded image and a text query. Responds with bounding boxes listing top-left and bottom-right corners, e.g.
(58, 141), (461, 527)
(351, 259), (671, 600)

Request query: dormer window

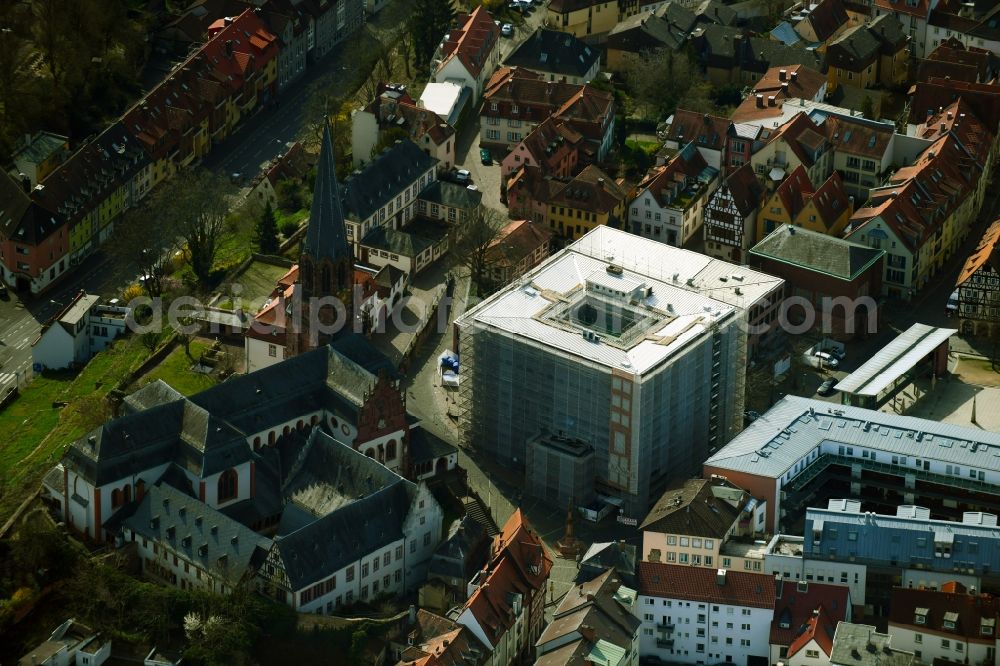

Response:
(915, 608), (928, 625)
(511, 104), (519, 114)
(982, 618), (995, 635)
(943, 612), (959, 630)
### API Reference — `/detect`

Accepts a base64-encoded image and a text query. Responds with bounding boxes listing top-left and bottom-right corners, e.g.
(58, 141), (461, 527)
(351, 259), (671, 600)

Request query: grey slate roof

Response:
(828, 23), (881, 69)
(304, 123), (351, 264)
(122, 379), (184, 414)
(361, 220), (448, 258)
(66, 345), (377, 486)
(283, 428), (401, 517)
(409, 427), (457, 465)
(578, 541), (637, 587)
(125, 482), (272, 581)
(749, 224), (885, 281)
(342, 140), (438, 223)
(64, 400), (252, 485)
(429, 515), (488, 580)
(273, 431), (416, 590)
(417, 180), (483, 210)
(503, 28), (600, 79)
(329, 332), (399, 379)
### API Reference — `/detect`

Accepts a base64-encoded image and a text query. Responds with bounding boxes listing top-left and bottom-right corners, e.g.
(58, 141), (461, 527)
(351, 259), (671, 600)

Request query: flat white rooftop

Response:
(459, 227), (783, 374)
(836, 323), (956, 397)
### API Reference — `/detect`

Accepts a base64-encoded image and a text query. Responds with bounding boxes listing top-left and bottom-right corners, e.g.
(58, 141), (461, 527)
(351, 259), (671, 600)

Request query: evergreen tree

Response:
(256, 202), (280, 254)
(409, 0), (456, 69)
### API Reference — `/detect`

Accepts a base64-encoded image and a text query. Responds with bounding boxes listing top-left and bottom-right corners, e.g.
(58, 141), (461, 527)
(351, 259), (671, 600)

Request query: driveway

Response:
(453, 1), (550, 213)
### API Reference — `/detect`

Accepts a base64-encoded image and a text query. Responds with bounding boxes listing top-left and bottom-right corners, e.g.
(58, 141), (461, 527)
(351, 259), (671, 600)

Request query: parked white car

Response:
(814, 350), (840, 369)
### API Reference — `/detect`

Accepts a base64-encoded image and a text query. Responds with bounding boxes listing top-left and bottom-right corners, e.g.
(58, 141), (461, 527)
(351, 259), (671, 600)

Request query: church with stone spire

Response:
(286, 122), (355, 356)
(244, 124), (406, 373)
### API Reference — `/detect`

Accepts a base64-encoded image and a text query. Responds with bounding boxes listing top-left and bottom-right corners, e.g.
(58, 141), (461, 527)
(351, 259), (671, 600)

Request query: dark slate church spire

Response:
(303, 122), (351, 264)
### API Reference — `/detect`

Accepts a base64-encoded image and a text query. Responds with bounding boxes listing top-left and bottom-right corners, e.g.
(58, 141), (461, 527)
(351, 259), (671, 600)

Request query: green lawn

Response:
(132, 340), (218, 396)
(275, 207), (308, 239)
(0, 331), (171, 522)
(625, 138), (661, 155)
(228, 260), (289, 311)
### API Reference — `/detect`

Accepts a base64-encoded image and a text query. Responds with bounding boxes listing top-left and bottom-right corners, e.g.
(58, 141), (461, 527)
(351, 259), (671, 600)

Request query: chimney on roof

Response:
(779, 69), (787, 81)
(768, 95), (776, 107)
(618, 539), (626, 552)
(756, 94), (764, 107)
(717, 569), (727, 586)
(580, 625), (597, 643)
(409, 604), (417, 625)
(597, 177), (604, 188)
(947, 111), (953, 120)
(775, 574), (784, 599)
(19, 173), (30, 193)
(791, 70), (798, 82)
(781, 82), (789, 92)
(940, 122), (946, 132)
(225, 40), (234, 57)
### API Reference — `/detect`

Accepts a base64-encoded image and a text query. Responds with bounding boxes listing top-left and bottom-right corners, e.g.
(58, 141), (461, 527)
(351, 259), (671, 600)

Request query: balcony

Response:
(656, 638), (674, 649)
(656, 622), (675, 632)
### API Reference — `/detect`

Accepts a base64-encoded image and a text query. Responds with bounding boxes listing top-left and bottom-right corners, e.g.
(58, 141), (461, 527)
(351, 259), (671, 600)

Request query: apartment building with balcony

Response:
(702, 395), (1000, 534)
(635, 564), (775, 664)
(751, 113), (834, 191)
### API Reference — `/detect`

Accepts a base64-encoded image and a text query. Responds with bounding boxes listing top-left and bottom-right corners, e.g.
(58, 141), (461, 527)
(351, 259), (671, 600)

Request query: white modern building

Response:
(635, 563), (775, 664)
(32, 293), (129, 371)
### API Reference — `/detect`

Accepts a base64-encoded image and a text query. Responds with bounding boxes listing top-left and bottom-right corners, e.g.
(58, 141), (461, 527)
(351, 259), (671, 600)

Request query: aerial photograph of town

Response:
(2, 0), (1000, 663)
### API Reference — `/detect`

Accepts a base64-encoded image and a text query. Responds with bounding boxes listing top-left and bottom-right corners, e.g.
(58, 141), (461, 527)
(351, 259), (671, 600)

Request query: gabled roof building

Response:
(503, 28), (600, 85)
(535, 569), (640, 666)
(955, 219), (1000, 338)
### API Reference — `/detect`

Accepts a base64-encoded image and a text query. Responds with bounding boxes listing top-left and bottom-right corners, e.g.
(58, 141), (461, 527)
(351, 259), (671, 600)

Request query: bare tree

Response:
(108, 203), (179, 297)
(162, 170), (235, 285)
(623, 49), (701, 119)
(453, 205), (508, 295)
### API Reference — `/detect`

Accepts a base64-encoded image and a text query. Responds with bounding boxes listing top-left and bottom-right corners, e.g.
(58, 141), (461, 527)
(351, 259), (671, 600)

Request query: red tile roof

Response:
(874, 0), (931, 18)
(770, 580), (850, 652)
(808, 172), (852, 230)
(915, 98), (992, 164)
(636, 142), (711, 210)
(787, 605), (839, 658)
(908, 80), (1000, 130)
(821, 114), (894, 159)
(956, 220), (1000, 287)
(767, 112), (829, 168)
(666, 109), (730, 151)
(849, 134), (979, 253)
(464, 509), (552, 648)
(889, 585), (1000, 643)
(486, 219), (555, 269)
(732, 65), (827, 122)
(437, 6), (500, 80)
(725, 162), (767, 217)
(637, 562), (776, 609)
(774, 165), (815, 221)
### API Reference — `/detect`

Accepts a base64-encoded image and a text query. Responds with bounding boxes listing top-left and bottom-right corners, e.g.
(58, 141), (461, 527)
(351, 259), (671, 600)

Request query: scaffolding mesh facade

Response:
(457, 312), (747, 515)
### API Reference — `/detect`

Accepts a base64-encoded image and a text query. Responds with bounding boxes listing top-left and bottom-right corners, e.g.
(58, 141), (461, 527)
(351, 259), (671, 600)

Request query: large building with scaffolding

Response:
(455, 227), (784, 516)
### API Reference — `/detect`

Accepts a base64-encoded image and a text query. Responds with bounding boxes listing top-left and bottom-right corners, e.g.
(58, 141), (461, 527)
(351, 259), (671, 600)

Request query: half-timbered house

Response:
(956, 219), (1000, 337)
(703, 163), (766, 263)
